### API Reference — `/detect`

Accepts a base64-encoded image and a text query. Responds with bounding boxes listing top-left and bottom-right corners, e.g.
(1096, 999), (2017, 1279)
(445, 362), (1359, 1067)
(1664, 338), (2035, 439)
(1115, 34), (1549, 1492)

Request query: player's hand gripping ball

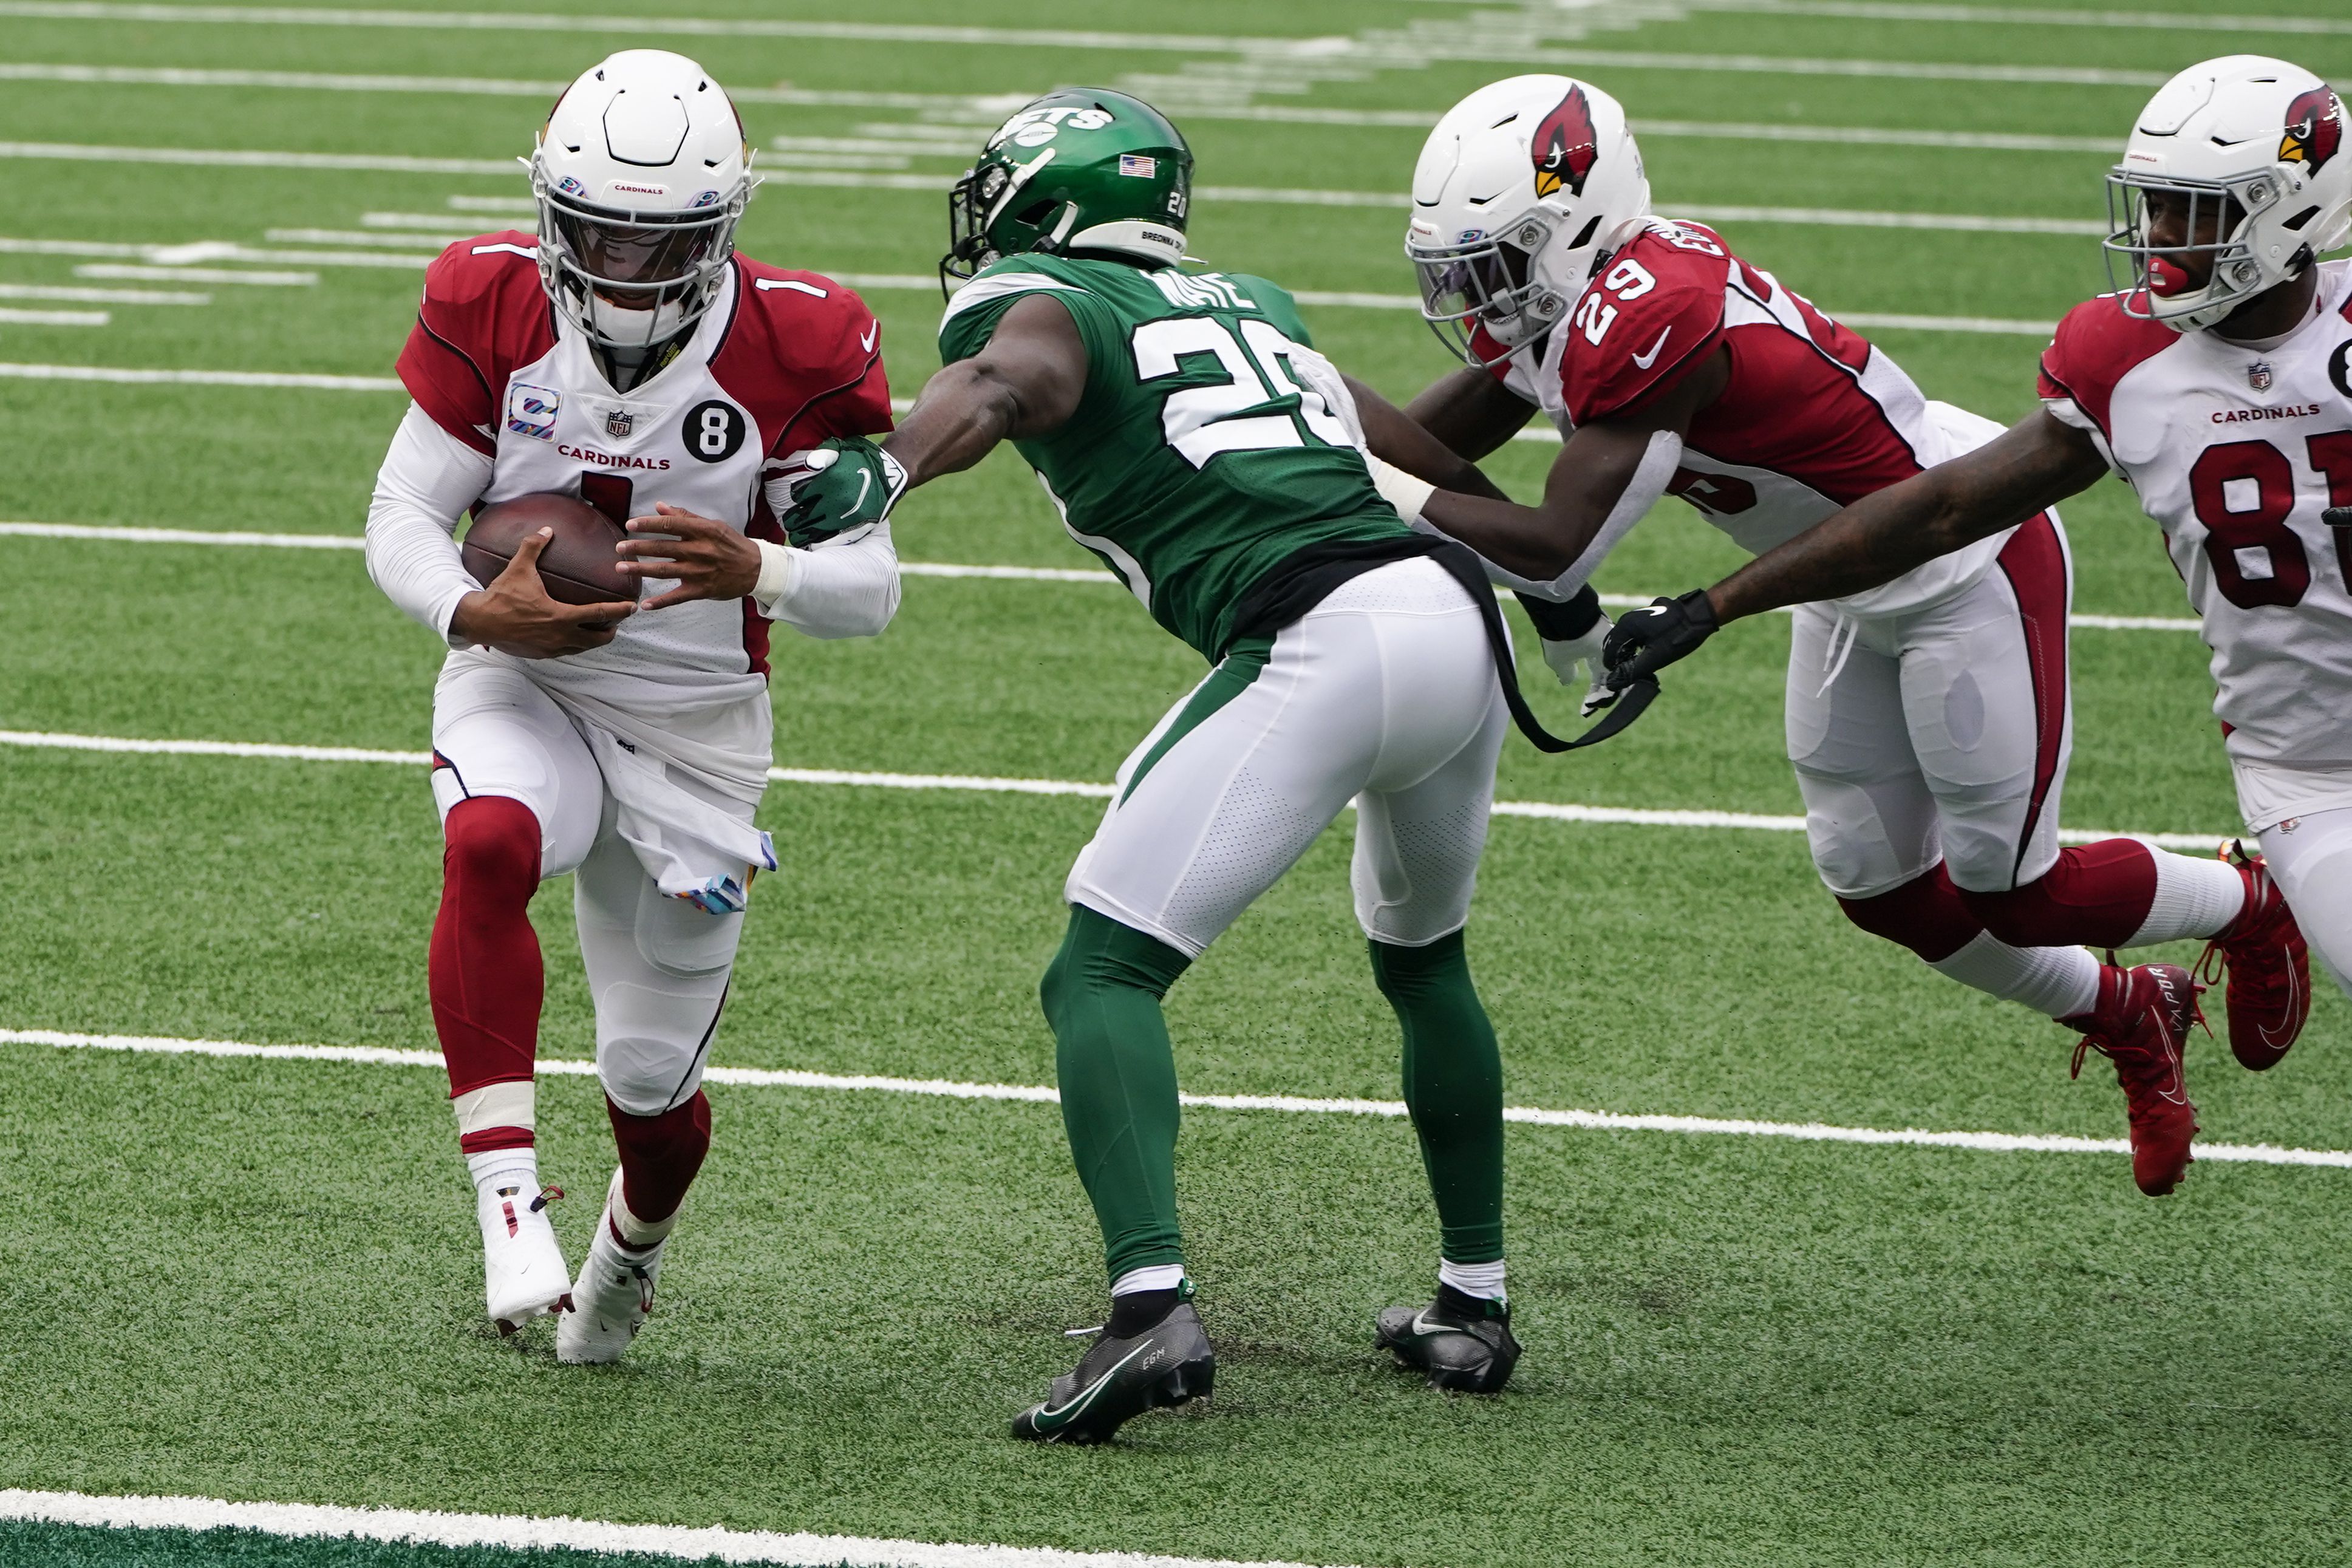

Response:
(1601, 588), (1720, 686)
(780, 437), (908, 547)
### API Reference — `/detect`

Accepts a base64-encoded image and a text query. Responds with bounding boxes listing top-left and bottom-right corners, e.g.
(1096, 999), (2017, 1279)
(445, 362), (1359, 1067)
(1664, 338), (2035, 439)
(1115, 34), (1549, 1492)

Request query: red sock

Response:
(607, 1091), (712, 1227)
(1836, 864), (1983, 963)
(431, 796), (544, 1152)
(1960, 840), (2156, 950)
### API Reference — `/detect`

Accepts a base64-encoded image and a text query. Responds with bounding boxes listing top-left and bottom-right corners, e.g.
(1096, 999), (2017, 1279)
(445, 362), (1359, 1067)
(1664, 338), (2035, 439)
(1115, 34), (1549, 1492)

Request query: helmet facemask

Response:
(942, 156), (1075, 291)
(2104, 171), (2290, 331)
(534, 169), (748, 352)
(1411, 208), (1598, 369)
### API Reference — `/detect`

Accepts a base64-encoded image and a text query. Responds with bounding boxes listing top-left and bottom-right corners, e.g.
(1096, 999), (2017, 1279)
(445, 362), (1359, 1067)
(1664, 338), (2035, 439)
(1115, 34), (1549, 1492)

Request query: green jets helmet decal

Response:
(941, 87), (1193, 294)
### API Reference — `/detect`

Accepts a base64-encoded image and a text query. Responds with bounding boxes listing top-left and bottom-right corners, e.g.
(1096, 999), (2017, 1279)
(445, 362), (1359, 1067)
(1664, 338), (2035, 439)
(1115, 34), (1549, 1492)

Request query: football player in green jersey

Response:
(784, 90), (1539, 1444)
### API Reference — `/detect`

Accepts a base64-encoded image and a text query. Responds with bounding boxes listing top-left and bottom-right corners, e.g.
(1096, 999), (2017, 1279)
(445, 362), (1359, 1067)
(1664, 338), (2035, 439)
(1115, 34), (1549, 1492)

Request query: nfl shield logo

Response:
(2249, 360), (2275, 392)
(605, 409), (634, 438)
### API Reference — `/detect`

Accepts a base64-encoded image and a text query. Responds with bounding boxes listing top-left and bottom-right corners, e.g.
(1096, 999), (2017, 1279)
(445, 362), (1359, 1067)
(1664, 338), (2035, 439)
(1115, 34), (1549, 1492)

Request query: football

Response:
(459, 491), (638, 606)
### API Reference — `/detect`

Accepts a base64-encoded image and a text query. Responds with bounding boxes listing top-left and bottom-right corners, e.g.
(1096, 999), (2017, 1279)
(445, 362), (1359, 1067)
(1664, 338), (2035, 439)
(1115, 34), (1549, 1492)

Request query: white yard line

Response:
(5, 1028), (2345, 1170)
(0, 282), (206, 305)
(1, 236), (434, 270)
(0, 728), (2234, 850)
(0, 525), (2209, 633)
(73, 263), (316, 285)
(0, 3), (1294, 52)
(0, 1488), (1339, 1568)
(1685, 1), (2352, 37)
(0, 363), (400, 389)
(0, 67), (2136, 151)
(0, 140), (514, 175)
(0, 306), (106, 325)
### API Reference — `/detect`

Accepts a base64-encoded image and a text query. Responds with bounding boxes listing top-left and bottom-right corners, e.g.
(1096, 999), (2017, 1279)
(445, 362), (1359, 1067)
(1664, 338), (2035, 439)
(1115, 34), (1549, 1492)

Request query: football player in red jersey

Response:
(1602, 57), (2345, 1187)
(364, 50), (899, 1356)
(1352, 74), (2305, 1198)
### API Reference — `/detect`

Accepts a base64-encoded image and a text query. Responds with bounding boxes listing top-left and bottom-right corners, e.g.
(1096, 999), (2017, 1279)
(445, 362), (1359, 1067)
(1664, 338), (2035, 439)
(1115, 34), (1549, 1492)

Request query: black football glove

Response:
(1601, 588), (1720, 687)
(780, 436), (908, 547)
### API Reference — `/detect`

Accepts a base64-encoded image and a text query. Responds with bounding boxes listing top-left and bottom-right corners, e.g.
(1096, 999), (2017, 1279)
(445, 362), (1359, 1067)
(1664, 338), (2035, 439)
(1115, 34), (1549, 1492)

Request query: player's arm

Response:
(886, 293), (1089, 478)
(1603, 410), (2112, 680)
(1343, 373), (1513, 501)
(366, 403), (635, 658)
(1413, 347), (1728, 601)
(775, 293), (1088, 544)
(1406, 364), (1540, 461)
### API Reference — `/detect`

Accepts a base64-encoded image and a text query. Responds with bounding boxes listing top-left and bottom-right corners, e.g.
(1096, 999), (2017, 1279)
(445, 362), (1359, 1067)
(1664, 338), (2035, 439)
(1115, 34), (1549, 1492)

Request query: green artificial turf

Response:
(4, 4), (2350, 1565)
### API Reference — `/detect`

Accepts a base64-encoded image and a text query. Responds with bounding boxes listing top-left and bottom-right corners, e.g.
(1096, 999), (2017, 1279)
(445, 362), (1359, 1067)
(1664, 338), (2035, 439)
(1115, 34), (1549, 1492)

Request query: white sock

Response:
(2128, 850), (2247, 946)
(1111, 1264), (1187, 1296)
(1931, 931), (2102, 1021)
(605, 1171), (677, 1253)
(466, 1146), (538, 1197)
(1440, 1258), (1507, 1303)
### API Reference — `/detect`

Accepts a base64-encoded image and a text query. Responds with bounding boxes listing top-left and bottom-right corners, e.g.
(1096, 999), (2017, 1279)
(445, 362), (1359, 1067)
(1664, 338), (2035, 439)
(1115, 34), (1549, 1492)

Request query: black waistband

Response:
(1225, 533), (1655, 755)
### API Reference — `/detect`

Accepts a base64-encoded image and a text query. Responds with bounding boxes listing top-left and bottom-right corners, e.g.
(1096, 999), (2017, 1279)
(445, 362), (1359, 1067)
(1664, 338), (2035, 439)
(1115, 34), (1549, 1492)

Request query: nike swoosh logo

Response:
(1631, 326), (1674, 370)
(1409, 1307), (1453, 1338)
(1026, 1342), (1152, 1433)
(860, 323), (878, 353)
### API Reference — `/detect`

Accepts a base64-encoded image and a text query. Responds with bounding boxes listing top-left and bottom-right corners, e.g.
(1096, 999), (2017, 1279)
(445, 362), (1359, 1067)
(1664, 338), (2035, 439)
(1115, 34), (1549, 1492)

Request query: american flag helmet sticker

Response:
(1117, 154), (1158, 178)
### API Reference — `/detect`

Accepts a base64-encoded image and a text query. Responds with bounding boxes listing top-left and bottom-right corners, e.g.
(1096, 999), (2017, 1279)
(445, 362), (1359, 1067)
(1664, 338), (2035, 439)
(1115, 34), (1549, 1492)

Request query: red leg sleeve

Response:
(607, 1090), (713, 1227)
(431, 795), (544, 1117)
(1960, 840), (2156, 950)
(1836, 864), (1985, 965)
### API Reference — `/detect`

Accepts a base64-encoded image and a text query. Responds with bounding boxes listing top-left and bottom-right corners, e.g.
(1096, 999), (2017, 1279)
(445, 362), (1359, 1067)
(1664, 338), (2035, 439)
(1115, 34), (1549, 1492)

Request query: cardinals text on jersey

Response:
(396, 230), (892, 700)
(2040, 260), (2352, 789)
(1484, 217), (2009, 617)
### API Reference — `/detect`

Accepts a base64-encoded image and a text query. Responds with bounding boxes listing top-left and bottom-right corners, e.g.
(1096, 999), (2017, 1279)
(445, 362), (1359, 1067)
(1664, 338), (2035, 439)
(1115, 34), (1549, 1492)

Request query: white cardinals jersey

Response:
(2040, 261), (2352, 782)
(397, 230), (893, 724)
(1485, 217), (2014, 618)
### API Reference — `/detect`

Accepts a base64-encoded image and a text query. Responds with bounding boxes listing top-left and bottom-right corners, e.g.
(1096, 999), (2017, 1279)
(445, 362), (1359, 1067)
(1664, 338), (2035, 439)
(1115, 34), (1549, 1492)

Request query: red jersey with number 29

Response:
(1490, 217), (2012, 618)
(2039, 261), (2352, 771)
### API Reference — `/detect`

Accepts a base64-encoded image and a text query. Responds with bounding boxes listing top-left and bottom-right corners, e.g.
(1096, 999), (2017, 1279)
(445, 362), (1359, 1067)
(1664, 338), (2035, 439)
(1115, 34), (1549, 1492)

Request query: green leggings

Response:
(1040, 905), (1505, 1284)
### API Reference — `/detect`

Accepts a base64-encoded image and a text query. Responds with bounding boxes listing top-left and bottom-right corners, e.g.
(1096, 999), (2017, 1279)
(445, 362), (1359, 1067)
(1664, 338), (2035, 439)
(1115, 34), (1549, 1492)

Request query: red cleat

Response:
(2065, 961), (2204, 1197)
(2197, 842), (2309, 1071)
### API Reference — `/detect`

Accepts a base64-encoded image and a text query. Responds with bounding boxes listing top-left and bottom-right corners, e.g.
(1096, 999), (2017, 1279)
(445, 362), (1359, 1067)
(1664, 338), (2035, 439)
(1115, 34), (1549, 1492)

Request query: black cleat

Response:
(1011, 1301), (1215, 1445)
(1375, 1290), (1521, 1393)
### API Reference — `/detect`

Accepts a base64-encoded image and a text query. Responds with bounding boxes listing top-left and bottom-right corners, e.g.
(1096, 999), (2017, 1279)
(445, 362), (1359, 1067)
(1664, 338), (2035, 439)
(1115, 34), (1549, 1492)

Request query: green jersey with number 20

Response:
(936, 252), (1409, 660)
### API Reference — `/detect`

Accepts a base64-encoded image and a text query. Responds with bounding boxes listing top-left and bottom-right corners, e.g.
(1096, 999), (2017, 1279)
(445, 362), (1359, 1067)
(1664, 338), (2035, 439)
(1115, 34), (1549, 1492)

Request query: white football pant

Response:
(2256, 805), (2352, 1001)
(430, 660), (747, 1116)
(1785, 519), (2073, 899)
(1068, 556), (1508, 958)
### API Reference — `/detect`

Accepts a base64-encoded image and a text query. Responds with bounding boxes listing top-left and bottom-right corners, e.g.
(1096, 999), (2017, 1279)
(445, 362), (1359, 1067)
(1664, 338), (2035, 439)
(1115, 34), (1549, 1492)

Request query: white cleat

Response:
(478, 1176), (571, 1334)
(556, 1170), (665, 1365)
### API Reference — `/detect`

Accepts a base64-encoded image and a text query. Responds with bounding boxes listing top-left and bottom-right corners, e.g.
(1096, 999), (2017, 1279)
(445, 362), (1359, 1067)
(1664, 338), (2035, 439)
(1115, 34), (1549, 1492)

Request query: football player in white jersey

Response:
(364, 50), (899, 1358)
(1606, 55), (2343, 1145)
(1352, 75), (2304, 1198)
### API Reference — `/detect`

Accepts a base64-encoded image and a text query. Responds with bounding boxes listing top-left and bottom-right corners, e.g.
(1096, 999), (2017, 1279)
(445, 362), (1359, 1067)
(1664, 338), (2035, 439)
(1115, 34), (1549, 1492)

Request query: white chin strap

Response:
(587, 292), (692, 347)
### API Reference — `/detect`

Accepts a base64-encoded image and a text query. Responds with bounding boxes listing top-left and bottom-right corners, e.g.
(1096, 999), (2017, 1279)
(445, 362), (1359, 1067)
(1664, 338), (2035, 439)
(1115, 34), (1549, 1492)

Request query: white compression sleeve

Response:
(749, 500), (902, 641)
(1416, 428), (1683, 603)
(366, 403), (494, 644)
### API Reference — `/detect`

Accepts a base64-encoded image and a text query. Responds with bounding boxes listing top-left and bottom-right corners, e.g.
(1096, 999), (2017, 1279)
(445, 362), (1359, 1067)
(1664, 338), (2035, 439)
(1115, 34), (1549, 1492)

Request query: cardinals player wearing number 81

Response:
(363, 50), (899, 1358)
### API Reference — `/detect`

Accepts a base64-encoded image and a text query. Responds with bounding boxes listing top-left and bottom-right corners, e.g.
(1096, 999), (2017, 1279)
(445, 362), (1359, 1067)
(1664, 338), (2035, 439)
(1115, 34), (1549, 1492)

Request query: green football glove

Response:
(780, 436), (908, 547)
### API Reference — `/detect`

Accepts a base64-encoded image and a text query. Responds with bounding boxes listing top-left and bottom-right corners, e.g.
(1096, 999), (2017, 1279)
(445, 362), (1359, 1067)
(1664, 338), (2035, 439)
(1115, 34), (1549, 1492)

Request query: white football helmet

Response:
(2105, 55), (2351, 332)
(530, 50), (757, 351)
(1407, 76), (1651, 367)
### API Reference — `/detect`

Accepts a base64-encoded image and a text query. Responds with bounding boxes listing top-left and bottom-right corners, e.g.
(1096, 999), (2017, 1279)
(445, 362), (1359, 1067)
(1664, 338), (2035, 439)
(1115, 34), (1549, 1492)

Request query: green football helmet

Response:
(941, 87), (1193, 295)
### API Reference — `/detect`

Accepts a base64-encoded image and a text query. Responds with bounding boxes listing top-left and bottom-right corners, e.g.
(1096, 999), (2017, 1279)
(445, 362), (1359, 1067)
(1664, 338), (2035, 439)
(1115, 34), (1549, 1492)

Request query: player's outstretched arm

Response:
(777, 294), (1089, 547)
(1412, 347), (1727, 601)
(1343, 373), (1512, 501)
(1603, 410), (2111, 683)
(1405, 364), (1539, 462)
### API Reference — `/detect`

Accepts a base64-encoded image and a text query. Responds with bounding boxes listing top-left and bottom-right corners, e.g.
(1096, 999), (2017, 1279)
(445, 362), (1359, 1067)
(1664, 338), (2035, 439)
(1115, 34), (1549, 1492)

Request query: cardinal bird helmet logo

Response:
(1531, 85), (1600, 200)
(2282, 87), (2342, 176)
